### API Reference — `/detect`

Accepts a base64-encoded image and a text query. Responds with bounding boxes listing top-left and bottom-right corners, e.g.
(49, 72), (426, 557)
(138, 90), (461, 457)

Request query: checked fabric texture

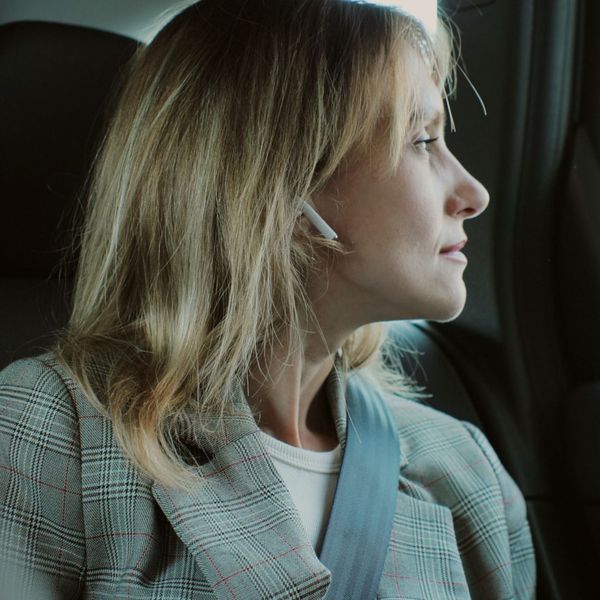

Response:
(0, 352), (535, 599)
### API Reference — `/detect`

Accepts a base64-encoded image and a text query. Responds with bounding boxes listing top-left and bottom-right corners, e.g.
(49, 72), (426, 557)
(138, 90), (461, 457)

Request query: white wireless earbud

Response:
(301, 200), (338, 240)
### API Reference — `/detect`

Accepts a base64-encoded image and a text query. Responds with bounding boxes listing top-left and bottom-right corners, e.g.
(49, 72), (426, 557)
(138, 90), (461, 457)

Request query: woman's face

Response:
(312, 53), (490, 326)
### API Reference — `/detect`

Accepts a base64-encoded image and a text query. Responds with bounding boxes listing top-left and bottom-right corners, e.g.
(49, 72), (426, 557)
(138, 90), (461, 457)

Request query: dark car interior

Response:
(1, 1), (599, 597)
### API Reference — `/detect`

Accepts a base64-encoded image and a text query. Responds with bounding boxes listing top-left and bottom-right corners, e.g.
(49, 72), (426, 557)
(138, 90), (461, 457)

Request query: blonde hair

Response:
(53, 0), (456, 489)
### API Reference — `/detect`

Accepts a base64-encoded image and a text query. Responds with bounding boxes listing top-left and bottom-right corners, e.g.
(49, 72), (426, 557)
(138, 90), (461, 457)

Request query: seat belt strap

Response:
(318, 373), (400, 599)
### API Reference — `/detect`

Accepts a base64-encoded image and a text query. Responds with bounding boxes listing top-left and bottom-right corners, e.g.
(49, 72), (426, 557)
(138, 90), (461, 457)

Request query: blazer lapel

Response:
(379, 480), (472, 600)
(151, 358), (350, 600)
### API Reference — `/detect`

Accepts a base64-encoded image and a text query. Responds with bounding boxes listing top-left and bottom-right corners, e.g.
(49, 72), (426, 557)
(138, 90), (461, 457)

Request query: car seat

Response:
(0, 21), (138, 369)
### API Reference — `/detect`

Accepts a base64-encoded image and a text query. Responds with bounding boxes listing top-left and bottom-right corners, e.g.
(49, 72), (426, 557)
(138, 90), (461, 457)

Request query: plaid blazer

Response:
(0, 351), (535, 599)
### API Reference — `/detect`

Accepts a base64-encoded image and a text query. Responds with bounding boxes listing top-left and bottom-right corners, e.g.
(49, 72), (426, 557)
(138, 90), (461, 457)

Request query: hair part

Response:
(53, 0), (455, 490)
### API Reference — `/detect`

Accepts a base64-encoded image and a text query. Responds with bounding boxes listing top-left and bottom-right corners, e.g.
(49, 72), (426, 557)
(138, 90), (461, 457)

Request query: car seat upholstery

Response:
(0, 21), (138, 369)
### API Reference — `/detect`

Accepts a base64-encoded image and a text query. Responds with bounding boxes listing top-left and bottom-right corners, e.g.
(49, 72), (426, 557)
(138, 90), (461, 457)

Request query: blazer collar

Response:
(151, 353), (348, 600)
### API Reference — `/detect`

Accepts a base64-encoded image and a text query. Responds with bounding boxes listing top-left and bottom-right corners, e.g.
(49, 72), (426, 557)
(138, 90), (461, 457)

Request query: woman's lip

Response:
(440, 239), (467, 253)
(440, 250), (467, 263)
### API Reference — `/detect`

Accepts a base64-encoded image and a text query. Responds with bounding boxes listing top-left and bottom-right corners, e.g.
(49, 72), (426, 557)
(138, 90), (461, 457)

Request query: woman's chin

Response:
(415, 281), (467, 323)
(430, 307), (464, 323)
(423, 286), (467, 323)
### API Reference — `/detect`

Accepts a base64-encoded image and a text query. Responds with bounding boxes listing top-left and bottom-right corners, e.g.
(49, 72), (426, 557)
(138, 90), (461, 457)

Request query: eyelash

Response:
(414, 137), (439, 152)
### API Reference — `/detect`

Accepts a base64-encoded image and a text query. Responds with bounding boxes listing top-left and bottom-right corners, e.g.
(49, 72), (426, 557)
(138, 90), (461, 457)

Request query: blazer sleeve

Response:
(461, 420), (537, 600)
(0, 357), (86, 599)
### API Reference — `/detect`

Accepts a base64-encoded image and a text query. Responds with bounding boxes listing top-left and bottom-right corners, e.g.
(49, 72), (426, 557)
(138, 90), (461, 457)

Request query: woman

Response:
(0, 0), (535, 598)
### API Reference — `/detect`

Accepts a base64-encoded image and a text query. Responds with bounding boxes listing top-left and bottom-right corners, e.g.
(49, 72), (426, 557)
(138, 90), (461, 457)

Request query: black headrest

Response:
(0, 21), (139, 277)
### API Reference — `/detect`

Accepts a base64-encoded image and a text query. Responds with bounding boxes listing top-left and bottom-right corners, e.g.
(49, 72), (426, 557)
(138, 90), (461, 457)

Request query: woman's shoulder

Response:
(1, 350), (67, 383)
(1, 350), (112, 416)
(387, 394), (504, 480)
(0, 349), (149, 496)
(386, 394), (477, 452)
(387, 394), (529, 530)
(0, 351), (80, 428)
(0, 351), (114, 469)
(0, 353), (87, 586)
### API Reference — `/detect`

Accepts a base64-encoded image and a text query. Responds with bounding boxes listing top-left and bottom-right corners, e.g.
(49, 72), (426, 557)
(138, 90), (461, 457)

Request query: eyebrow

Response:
(421, 107), (446, 129)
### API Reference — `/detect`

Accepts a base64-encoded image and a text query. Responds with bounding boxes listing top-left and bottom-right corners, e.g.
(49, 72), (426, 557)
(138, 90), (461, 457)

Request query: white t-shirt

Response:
(259, 431), (342, 555)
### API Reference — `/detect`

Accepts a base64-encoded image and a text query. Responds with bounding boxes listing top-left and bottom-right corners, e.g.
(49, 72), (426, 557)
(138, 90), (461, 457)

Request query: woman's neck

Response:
(244, 346), (339, 451)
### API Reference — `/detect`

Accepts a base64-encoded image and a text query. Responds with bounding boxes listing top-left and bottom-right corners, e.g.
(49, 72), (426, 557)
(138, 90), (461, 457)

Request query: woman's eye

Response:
(414, 137), (439, 152)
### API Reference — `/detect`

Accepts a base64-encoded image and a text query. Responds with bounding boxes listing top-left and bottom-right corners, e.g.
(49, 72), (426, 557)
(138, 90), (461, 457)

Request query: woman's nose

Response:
(450, 160), (490, 219)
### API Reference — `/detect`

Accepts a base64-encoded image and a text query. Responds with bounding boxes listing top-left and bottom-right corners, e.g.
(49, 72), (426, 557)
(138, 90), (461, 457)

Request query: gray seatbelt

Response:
(319, 373), (400, 599)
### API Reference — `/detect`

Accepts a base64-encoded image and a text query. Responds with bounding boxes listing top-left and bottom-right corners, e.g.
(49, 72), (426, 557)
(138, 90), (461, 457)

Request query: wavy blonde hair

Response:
(53, 0), (456, 489)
